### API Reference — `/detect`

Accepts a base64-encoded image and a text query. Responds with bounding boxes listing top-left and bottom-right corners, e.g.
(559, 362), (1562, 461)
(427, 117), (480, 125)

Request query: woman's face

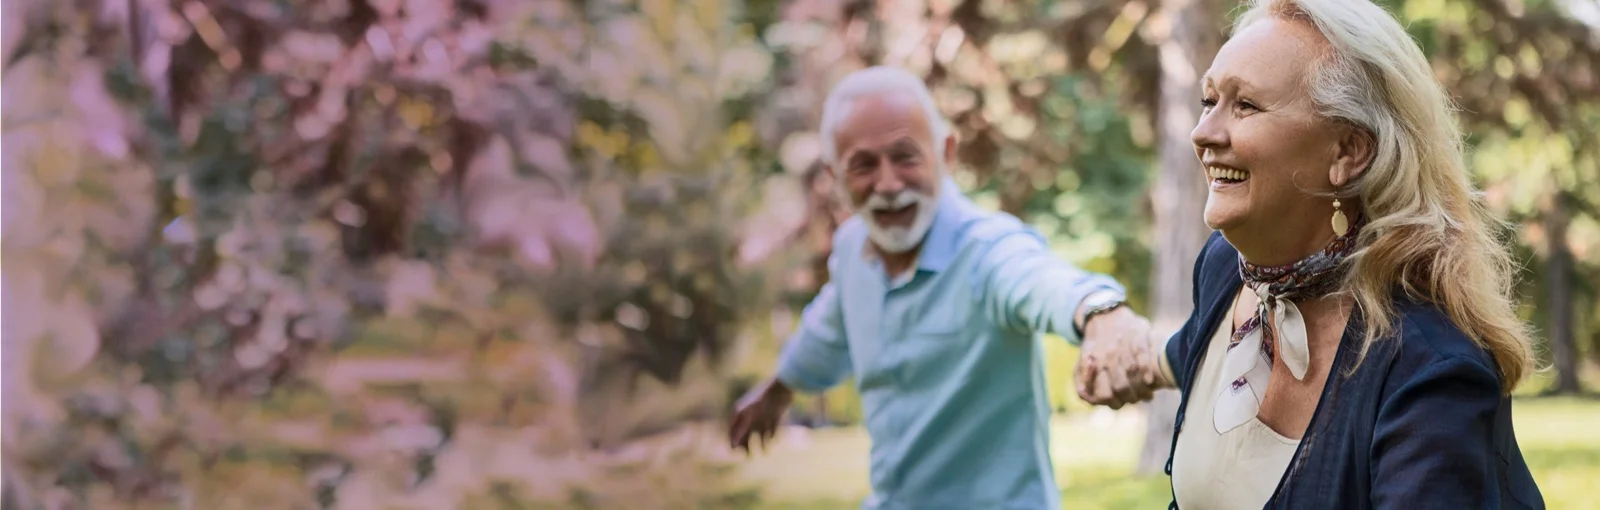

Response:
(1193, 18), (1366, 262)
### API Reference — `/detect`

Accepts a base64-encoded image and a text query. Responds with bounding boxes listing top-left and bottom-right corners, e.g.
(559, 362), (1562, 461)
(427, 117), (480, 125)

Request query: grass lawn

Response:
(734, 396), (1600, 509)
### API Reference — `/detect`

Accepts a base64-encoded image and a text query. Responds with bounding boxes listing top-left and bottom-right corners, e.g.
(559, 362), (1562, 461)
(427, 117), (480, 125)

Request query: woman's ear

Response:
(1330, 126), (1376, 187)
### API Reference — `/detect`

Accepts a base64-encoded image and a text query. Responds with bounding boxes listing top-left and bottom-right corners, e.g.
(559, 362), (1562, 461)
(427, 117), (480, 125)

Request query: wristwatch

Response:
(1074, 291), (1128, 339)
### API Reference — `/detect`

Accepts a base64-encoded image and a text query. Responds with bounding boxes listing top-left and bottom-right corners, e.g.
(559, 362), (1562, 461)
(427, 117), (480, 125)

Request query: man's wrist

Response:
(767, 377), (793, 397)
(1073, 290), (1128, 338)
(742, 376), (794, 407)
(770, 368), (805, 395)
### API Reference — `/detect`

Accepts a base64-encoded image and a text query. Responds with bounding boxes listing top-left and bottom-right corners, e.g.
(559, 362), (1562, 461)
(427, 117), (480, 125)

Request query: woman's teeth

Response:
(1207, 166), (1248, 181)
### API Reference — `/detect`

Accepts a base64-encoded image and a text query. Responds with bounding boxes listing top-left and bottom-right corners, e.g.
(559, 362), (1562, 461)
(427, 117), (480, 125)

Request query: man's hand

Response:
(728, 377), (794, 455)
(1074, 307), (1166, 409)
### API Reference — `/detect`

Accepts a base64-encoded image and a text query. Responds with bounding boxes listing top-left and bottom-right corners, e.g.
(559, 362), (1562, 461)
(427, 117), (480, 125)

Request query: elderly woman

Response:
(1080, 0), (1546, 508)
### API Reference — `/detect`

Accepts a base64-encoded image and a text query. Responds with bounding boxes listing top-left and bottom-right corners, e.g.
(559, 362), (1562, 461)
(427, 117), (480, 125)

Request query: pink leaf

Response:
(70, 63), (129, 159)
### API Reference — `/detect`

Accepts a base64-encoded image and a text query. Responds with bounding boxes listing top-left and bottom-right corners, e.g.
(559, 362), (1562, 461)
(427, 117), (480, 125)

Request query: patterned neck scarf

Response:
(1212, 218), (1362, 434)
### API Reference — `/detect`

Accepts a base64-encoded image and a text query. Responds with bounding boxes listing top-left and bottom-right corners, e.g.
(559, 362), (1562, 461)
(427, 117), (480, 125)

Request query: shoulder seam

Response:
(1396, 313), (1499, 381)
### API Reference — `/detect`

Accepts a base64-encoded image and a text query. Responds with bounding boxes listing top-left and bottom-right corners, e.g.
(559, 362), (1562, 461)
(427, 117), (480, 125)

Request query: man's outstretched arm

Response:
(971, 229), (1127, 345)
(971, 228), (1165, 407)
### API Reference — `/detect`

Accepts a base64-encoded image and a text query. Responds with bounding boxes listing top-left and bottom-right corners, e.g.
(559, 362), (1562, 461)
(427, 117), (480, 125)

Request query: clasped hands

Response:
(1073, 307), (1172, 409)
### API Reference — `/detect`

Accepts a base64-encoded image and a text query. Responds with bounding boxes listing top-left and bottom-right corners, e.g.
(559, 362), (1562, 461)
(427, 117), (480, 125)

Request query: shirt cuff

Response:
(774, 354), (831, 394)
(1156, 330), (1177, 386)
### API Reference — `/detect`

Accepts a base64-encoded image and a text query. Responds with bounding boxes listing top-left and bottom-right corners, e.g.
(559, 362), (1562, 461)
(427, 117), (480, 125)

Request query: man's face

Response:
(828, 93), (951, 254)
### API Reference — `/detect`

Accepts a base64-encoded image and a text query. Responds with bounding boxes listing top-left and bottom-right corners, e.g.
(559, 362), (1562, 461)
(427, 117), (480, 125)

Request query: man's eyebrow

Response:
(844, 149), (878, 164)
(844, 137), (924, 161)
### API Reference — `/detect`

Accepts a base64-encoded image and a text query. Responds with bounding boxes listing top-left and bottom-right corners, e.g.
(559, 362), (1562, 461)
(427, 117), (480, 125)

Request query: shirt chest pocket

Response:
(906, 304), (968, 335)
(882, 302), (980, 386)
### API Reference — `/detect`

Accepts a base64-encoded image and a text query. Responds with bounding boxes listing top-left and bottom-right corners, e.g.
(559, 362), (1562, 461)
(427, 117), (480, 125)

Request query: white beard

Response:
(855, 188), (939, 254)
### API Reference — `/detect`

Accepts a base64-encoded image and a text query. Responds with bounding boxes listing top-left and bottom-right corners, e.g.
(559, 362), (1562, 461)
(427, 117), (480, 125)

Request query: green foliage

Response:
(1387, 0), (1600, 369)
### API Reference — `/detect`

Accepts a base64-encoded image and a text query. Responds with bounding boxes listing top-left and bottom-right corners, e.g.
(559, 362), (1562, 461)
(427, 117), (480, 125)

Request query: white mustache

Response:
(864, 191), (925, 211)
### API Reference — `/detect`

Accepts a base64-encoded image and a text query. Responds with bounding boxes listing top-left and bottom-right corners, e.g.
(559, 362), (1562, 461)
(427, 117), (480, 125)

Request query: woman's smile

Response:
(1207, 165), (1251, 191)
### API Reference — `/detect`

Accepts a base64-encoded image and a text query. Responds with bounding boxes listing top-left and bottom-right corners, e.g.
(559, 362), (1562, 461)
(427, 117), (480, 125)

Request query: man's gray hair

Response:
(817, 66), (951, 164)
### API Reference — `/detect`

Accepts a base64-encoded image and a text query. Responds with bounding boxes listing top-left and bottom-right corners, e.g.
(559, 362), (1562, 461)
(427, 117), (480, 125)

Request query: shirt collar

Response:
(916, 176), (965, 273)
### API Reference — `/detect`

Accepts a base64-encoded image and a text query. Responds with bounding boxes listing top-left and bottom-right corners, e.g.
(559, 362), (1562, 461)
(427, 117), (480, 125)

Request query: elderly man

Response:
(727, 66), (1160, 509)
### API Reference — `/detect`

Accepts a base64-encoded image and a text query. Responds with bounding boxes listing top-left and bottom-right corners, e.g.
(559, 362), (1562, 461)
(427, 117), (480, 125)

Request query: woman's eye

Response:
(1200, 98), (1217, 108)
(1238, 101), (1259, 111)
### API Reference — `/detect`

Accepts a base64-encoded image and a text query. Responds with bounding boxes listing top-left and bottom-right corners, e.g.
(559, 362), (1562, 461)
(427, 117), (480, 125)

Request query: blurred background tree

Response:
(4, 0), (793, 507)
(3, 0), (1597, 508)
(1395, 0), (1600, 396)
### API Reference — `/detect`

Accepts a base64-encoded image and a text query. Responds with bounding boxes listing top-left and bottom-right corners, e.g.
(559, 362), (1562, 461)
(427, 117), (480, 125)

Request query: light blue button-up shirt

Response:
(775, 178), (1125, 510)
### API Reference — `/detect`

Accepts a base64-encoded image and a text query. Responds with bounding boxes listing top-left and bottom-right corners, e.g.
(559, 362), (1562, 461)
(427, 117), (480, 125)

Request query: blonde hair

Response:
(1234, 0), (1535, 392)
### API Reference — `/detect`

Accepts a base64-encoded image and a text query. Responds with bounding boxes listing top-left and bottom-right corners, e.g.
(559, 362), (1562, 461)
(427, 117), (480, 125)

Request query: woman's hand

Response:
(1075, 308), (1172, 408)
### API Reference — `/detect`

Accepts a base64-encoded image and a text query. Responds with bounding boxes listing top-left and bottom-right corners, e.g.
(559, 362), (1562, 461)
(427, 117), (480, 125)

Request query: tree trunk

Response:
(1545, 193), (1580, 395)
(1137, 0), (1224, 476)
(1590, 325), (1600, 369)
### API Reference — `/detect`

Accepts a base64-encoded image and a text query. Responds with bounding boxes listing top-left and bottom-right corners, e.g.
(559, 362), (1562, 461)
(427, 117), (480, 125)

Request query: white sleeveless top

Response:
(1170, 300), (1301, 509)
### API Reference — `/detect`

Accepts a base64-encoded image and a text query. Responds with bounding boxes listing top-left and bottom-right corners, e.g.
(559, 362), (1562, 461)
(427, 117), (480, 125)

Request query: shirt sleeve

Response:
(971, 228), (1126, 345)
(773, 254), (852, 394)
(1370, 352), (1505, 509)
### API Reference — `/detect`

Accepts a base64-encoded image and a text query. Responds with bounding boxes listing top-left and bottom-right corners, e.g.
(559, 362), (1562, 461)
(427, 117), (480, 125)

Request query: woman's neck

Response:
(1299, 292), (1355, 349)
(1225, 223), (1339, 268)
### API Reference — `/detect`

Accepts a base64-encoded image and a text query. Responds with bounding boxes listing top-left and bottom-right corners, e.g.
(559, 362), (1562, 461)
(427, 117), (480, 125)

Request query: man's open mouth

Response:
(872, 203), (918, 226)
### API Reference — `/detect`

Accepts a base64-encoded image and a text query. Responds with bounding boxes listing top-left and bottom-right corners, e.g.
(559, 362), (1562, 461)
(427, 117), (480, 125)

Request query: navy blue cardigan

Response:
(1161, 232), (1544, 510)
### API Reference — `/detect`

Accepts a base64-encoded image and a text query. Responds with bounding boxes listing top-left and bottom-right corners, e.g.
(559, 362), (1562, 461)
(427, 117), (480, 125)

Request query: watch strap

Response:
(1074, 295), (1127, 338)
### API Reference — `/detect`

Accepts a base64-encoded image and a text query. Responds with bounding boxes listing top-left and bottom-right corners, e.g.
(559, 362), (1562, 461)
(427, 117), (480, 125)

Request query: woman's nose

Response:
(1191, 109), (1230, 150)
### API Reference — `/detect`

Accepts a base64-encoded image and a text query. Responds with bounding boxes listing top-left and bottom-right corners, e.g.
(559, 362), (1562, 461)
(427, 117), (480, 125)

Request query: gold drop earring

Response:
(1332, 198), (1350, 237)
